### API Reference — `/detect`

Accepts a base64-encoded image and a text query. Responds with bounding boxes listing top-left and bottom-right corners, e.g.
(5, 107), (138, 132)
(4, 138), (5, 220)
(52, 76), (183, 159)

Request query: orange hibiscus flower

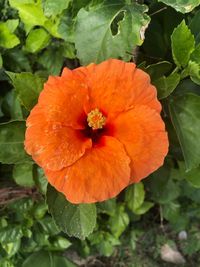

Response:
(25, 59), (168, 204)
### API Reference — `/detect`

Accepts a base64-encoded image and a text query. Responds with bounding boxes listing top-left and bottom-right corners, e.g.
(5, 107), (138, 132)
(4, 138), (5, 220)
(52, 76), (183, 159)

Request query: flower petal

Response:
(112, 105), (168, 182)
(38, 69), (89, 129)
(83, 59), (160, 118)
(45, 136), (131, 203)
(25, 105), (92, 171)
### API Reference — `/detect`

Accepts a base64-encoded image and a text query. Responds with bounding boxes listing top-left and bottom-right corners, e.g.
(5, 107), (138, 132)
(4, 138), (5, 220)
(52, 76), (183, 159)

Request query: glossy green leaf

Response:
(51, 236), (71, 251)
(22, 250), (77, 267)
(25, 28), (51, 53)
(187, 61), (200, 85)
(189, 9), (200, 44)
(162, 202), (180, 223)
(88, 231), (120, 257)
(9, 0), (47, 33)
(0, 21), (20, 49)
(38, 47), (64, 75)
(2, 239), (21, 257)
(58, 10), (74, 42)
(2, 90), (23, 120)
(75, 1), (150, 64)
(9, 0), (61, 37)
(184, 44), (200, 85)
(190, 44), (200, 63)
(125, 182), (145, 211)
(7, 72), (45, 110)
(145, 61), (172, 81)
(33, 202), (48, 220)
(158, 0), (200, 13)
(169, 93), (200, 170)
(171, 20), (195, 67)
(38, 216), (59, 235)
(42, 0), (71, 17)
(133, 201), (154, 215)
(63, 42), (76, 59)
(33, 166), (48, 194)
(46, 185), (97, 239)
(153, 73), (180, 99)
(177, 161), (200, 188)
(109, 205), (129, 238)
(148, 166), (180, 204)
(0, 121), (30, 164)
(185, 167), (200, 188)
(5, 19), (19, 32)
(13, 163), (34, 187)
(97, 198), (116, 216)
(0, 226), (23, 244)
(3, 49), (31, 72)
(8, 198), (34, 215)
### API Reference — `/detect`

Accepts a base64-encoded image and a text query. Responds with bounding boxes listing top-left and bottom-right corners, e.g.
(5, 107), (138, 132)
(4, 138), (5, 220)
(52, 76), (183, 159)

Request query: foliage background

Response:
(1, 0), (200, 266)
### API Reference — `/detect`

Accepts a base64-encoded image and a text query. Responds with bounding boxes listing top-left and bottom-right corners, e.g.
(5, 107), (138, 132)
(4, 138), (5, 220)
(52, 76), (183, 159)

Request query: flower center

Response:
(87, 108), (106, 130)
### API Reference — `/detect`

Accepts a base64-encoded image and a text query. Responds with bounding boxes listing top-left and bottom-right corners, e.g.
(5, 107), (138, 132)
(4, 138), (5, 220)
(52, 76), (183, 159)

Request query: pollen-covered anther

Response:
(87, 108), (106, 130)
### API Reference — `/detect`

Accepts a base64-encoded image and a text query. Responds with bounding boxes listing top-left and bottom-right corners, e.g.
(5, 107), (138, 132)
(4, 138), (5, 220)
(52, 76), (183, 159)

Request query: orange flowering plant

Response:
(2, 1), (200, 257)
(25, 59), (169, 204)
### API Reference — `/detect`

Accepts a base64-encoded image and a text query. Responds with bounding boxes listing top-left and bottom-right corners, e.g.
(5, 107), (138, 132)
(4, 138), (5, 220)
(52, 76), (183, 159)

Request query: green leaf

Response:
(9, 0), (61, 37)
(133, 201), (154, 215)
(147, 166), (180, 204)
(63, 42), (76, 59)
(125, 182), (145, 211)
(185, 166), (200, 188)
(97, 198), (116, 216)
(9, 0), (47, 33)
(0, 226), (23, 244)
(38, 216), (59, 235)
(33, 202), (48, 219)
(2, 90), (24, 120)
(171, 20), (195, 68)
(187, 60), (200, 85)
(153, 73), (180, 99)
(38, 46), (64, 75)
(8, 198), (34, 216)
(158, 0), (200, 13)
(33, 166), (48, 194)
(190, 44), (200, 63)
(145, 61), (172, 82)
(42, 0), (71, 17)
(88, 231), (120, 257)
(22, 251), (77, 267)
(177, 162), (200, 188)
(4, 19), (19, 32)
(189, 9), (200, 44)
(183, 45), (200, 85)
(2, 239), (21, 257)
(109, 205), (129, 238)
(13, 163), (34, 187)
(58, 10), (75, 42)
(25, 28), (51, 53)
(51, 236), (71, 251)
(75, 1), (150, 64)
(0, 121), (30, 164)
(7, 72), (45, 110)
(169, 93), (200, 170)
(162, 202), (180, 223)
(46, 184), (97, 239)
(3, 49), (31, 72)
(0, 21), (20, 49)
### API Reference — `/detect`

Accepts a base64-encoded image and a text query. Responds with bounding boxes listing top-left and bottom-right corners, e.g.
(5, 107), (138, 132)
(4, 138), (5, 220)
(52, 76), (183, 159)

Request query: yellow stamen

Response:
(87, 108), (106, 130)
